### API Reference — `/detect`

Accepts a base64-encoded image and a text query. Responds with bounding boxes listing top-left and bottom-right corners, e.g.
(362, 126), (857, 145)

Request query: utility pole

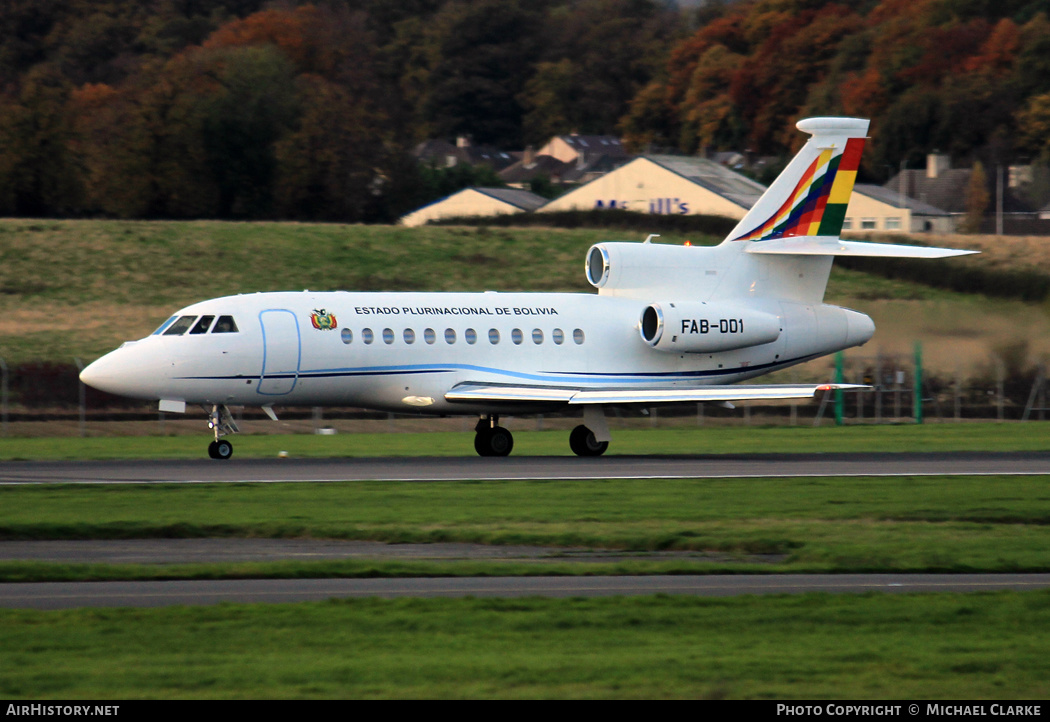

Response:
(997, 164), (1004, 236)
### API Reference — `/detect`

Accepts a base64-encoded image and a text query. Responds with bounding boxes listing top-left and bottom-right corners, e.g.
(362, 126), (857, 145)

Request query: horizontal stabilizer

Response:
(445, 382), (868, 406)
(745, 237), (978, 259)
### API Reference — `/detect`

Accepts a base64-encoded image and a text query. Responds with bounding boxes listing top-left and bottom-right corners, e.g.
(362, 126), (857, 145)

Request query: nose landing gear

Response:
(206, 404), (239, 460)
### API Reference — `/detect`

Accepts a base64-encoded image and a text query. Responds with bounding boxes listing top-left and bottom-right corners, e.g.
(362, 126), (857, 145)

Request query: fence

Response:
(2, 353), (1049, 438)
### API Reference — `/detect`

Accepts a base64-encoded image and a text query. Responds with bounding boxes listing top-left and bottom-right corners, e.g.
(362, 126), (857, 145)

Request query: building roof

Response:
(646, 154), (767, 210)
(853, 184), (950, 216)
(399, 187), (547, 226)
(413, 139), (517, 171)
(555, 135), (628, 158)
(470, 187), (547, 212)
(884, 169), (972, 214)
(498, 155), (575, 185)
(885, 168), (1034, 215)
(560, 153), (634, 184)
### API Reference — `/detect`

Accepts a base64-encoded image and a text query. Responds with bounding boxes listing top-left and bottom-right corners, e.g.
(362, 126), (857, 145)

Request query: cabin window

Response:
(553, 328), (564, 345)
(511, 329), (523, 345)
(573, 328), (585, 345)
(212, 316), (238, 333)
(383, 328), (394, 344)
(465, 328), (477, 345)
(489, 329), (500, 344)
(189, 315), (215, 335)
(532, 329), (543, 344)
(404, 328), (415, 344)
(341, 328), (353, 344)
(444, 328), (457, 344)
(152, 316), (178, 335)
(163, 315), (197, 336)
(424, 328), (436, 344)
(362, 328), (374, 344)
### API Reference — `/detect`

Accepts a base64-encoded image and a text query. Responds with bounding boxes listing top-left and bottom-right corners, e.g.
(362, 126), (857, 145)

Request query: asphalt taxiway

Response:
(3, 451), (1050, 484)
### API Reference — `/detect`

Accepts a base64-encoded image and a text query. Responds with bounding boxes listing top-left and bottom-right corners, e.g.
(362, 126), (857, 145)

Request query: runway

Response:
(3, 451), (1050, 484)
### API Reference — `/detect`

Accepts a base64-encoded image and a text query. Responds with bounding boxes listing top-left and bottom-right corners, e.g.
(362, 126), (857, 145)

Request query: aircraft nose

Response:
(79, 353), (120, 394)
(79, 346), (150, 399)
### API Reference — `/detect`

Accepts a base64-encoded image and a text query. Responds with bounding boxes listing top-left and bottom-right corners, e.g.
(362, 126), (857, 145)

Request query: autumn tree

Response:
(962, 161), (990, 233)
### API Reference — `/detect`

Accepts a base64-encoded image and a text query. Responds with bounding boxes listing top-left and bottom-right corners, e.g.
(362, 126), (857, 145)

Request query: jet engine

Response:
(639, 301), (781, 353)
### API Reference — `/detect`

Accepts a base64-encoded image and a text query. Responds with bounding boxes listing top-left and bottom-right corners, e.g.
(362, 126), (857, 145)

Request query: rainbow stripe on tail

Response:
(724, 118), (869, 244)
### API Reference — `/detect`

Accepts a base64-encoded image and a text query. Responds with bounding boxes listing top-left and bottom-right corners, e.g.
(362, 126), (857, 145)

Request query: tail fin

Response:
(723, 117), (977, 260)
(725, 117), (868, 244)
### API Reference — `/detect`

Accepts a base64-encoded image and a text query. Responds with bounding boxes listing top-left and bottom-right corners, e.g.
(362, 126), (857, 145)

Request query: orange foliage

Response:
(70, 83), (119, 111)
(839, 67), (888, 119)
(963, 18), (1020, 75)
(665, 15), (746, 106)
(202, 5), (320, 68)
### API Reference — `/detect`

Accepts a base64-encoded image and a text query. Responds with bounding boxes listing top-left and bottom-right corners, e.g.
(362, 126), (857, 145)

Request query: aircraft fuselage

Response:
(81, 289), (874, 415)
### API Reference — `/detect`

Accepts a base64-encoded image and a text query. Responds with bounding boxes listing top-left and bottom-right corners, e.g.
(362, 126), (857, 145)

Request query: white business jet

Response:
(80, 117), (975, 459)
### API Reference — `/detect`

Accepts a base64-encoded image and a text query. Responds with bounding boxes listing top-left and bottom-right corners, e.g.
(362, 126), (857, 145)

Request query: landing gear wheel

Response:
(208, 439), (233, 460)
(474, 426), (513, 457)
(569, 424), (608, 457)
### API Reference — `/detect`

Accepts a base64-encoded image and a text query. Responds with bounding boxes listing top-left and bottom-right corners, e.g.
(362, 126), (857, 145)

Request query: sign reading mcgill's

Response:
(595, 198), (691, 214)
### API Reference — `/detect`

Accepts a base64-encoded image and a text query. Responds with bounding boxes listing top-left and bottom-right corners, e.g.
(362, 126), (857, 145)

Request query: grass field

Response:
(3, 592), (1050, 699)
(4, 420), (1050, 459)
(3, 465), (1050, 698)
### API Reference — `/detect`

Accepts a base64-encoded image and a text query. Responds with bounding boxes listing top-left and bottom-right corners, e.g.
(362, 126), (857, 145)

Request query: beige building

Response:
(400, 187), (547, 227)
(536, 155), (765, 219)
(847, 185), (954, 234)
(535, 134), (627, 165)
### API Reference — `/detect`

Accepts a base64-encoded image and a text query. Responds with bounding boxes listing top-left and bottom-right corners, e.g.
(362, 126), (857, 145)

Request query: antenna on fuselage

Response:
(643, 234), (660, 244)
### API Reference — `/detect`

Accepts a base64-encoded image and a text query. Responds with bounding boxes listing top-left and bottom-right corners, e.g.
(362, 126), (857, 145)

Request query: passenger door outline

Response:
(258, 309), (301, 396)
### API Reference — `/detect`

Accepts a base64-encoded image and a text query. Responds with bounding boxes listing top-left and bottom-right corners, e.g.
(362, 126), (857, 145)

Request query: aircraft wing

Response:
(444, 382), (867, 406)
(745, 237), (977, 258)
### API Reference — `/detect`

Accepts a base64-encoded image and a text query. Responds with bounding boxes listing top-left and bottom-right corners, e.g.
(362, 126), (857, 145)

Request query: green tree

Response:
(198, 45), (299, 218)
(418, 0), (544, 148)
(274, 74), (386, 222)
(0, 66), (82, 216)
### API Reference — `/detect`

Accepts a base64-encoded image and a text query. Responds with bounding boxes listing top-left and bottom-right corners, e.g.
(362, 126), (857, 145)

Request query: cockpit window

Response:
(152, 316), (178, 335)
(212, 316), (238, 333)
(189, 315), (215, 335)
(163, 315), (197, 336)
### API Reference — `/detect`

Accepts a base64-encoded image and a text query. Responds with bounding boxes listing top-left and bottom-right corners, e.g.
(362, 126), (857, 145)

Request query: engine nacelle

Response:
(639, 301), (781, 353)
(586, 241), (730, 299)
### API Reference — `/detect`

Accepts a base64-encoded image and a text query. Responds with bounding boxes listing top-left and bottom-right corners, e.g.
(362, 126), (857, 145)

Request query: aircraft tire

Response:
(569, 425), (608, 457)
(474, 429), (494, 456)
(209, 439), (233, 460)
(475, 427), (513, 457)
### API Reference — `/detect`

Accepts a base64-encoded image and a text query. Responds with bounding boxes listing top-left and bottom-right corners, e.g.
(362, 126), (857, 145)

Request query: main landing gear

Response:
(473, 415), (610, 457)
(569, 424), (609, 457)
(206, 404), (239, 460)
(474, 415), (514, 457)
